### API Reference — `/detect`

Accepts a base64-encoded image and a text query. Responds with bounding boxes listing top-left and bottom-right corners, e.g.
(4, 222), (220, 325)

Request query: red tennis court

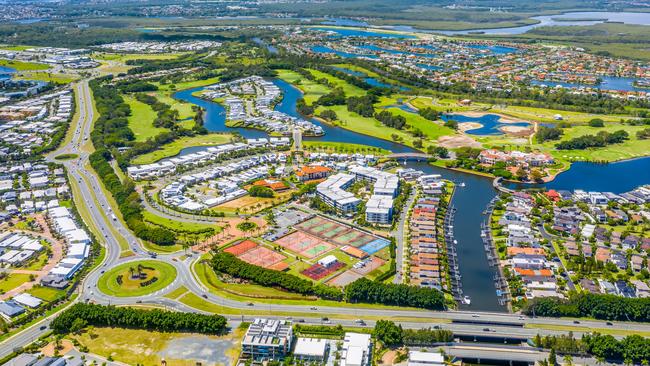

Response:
(224, 240), (258, 256)
(238, 246), (286, 269)
(301, 262), (345, 280)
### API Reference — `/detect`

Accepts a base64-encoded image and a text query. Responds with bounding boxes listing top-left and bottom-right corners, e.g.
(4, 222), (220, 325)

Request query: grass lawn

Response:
(385, 106), (456, 140)
(27, 286), (65, 302)
(124, 95), (167, 142)
(491, 105), (627, 124)
(97, 260), (177, 297)
(194, 257), (310, 300)
(0, 45), (32, 51)
(0, 273), (31, 293)
(164, 286), (189, 300)
(14, 71), (77, 84)
(276, 69), (330, 105)
(142, 210), (220, 233)
(302, 141), (390, 155)
(307, 69), (366, 97)
(23, 248), (50, 271)
(0, 59), (49, 71)
(538, 124), (650, 162)
(93, 52), (185, 62)
(71, 326), (241, 366)
(333, 63), (383, 79)
(142, 241), (183, 254)
(131, 133), (234, 165)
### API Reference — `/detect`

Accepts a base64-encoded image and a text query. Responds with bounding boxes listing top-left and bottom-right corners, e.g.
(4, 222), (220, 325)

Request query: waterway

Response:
(532, 76), (650, 93)
(332, 66), (410, 91)
(172, 77), (650, 312)
(0, 66), (16, 80)
(317, 12), (650, 36)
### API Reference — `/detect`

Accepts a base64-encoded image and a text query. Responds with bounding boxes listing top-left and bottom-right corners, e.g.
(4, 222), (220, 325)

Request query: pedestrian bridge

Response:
(388, 152), (432, 160)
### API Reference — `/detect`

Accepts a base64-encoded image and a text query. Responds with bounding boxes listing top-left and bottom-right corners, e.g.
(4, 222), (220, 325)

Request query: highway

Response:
(0, 79), (647, 361)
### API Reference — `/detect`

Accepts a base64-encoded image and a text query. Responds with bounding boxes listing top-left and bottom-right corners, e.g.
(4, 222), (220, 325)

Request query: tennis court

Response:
(359, 238), (390, 255)
(238, 246), (286, 269)
(332, 230), (376, 248)
(295, 216), (376, 248)
(301, 262), (345, 280)
(224, 240), (258, 256)
(274, 231), (335, 259)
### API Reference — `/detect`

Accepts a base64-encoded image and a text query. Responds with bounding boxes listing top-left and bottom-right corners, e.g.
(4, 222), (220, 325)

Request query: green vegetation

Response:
(345, 278), (446, 310)
(0, 59), (49, 71)
(51, 303), (227, 334)
(523, 293), (650, 322)
(97, 260), (177, 297)
(54, 153), (79, 160)
(374, 320), (454, 347)
(302, 141), (390, 155)
(534, 332), (650, 364)
(131, 133), (234, 165)
(0, 273), (31, 294)
(124, 95), (167, 141)
(211, 252), (342, 300)
(195, 257), (310, 301)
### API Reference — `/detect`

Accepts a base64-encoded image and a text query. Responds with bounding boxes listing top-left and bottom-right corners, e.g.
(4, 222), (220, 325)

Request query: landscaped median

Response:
(97, 260), (177, 297)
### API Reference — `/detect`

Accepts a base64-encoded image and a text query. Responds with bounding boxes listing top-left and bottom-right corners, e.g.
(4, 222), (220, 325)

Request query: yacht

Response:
(462, 296), (471, 305)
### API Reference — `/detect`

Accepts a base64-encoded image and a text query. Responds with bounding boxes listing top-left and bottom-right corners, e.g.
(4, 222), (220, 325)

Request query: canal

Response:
(173, 79), (650, 312)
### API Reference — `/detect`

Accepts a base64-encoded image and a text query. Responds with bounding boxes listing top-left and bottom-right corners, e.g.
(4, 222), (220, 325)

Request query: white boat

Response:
(459, 182), (466, 187)
(462, 296), (471, 305)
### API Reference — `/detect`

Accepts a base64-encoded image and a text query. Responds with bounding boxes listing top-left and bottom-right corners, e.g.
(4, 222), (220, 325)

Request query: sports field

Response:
(274, 231), (335, 259)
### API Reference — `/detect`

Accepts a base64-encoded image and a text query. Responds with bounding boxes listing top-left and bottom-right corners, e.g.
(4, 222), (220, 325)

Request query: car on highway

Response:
(573, 320), (580, 324)
(247, 302), (254, 306)
(483, 328), (490, 332)
(472, 314), (480, 318)
(202, 294), (208, 299)
(39, 325), (47, 331)
(606, 322), (613, 326)
(310, 307), (317, 310)
(297, 319), (305, 323)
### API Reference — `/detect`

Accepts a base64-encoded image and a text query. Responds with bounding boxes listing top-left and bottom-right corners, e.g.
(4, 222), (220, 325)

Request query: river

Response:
(172, 79), (650, 312)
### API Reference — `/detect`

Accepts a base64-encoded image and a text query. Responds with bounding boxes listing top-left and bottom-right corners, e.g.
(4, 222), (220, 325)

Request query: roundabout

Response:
(97, 260), (177, 297)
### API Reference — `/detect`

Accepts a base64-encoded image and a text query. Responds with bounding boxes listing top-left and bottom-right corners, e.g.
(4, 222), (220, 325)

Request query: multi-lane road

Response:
(0, 79), (646, 361)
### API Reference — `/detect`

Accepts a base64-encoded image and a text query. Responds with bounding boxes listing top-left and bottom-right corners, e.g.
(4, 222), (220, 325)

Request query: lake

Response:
(332, 66), (410, 91)
(442, 113), (531, 135)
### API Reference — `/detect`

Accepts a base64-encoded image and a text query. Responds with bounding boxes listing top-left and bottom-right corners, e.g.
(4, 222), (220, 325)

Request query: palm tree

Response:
(563, 355), (572, 366)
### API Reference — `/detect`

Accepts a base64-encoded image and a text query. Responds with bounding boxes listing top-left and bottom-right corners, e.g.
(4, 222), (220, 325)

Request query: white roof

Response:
(13, 293), (42, 308)
(344, 346), (364, 366)
(294, 338), (328, 357)
(409, 351), (444, 364)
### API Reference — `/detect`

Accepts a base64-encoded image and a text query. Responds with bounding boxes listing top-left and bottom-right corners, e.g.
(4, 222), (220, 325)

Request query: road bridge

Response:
(388, 152), (432, 161)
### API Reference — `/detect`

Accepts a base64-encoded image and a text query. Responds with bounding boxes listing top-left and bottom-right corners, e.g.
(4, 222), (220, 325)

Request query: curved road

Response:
(1, 80), (648, 359)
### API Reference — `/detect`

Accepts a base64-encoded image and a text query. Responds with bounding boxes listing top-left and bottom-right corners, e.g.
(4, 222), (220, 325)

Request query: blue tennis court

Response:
(359, 238), (390, 255)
